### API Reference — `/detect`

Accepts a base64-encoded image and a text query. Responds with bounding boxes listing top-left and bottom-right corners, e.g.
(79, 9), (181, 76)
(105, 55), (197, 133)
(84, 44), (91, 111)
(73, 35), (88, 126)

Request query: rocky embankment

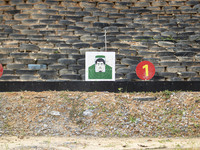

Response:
(0, 91), (199, 138)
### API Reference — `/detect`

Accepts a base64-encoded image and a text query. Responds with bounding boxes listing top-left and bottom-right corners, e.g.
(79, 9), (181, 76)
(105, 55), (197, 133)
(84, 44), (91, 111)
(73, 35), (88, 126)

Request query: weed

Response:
(4, 143), (9, 150)
(118, 88), (123, 93)
(162, 90), (172, 99)
(129, 115), (136, 123)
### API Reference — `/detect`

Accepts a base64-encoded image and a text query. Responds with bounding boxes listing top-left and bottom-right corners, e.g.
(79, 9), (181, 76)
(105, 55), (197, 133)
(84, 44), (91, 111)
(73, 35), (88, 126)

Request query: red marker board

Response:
(0, 64), (3, 78)
(136, 61), (155, 80)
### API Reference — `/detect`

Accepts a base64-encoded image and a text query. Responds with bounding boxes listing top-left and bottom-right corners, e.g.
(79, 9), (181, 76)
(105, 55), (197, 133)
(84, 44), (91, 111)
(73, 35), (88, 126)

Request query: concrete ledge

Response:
(0, 81), (200, 92)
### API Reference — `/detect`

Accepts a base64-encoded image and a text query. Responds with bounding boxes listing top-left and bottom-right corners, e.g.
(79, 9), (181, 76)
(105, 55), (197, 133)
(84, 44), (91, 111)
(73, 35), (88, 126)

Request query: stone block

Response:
(5, 20), (21, 25)
(158, 41), (175, 47)
(73, 43), (90, 49)
(93, 22), (109, 28)
(160, 61), (180, 67)
(125, 72), (138, 81)
(60, 49), (79, 54)
(61, 1), (77, 7)
(0, 5), (15, 11)
(39, 30), (55, 35)
(76, 58), (84, 65)
(158, 72), (177, 78)
(37, 59), (57, 65)
(16, 69), (36, 75)
(40, 19), (57, 24)
(48, 64), (66, 70)
(22, 19), (38, 25)
(59, 69), (76, 75)
(92, 42), (105, 48)
(99, 17), (115, 23)
(2, 69), (14, 74)
(81, 44), (99, 51)
(0, 58), (13, 64)
(68, 54), (84, 60)
(83, 16), (98, 22)
(175, 51), (196, 57)
(50, 15), (63, 20)
(0, 48), (19, 53)
(10, 0), (24, 4)
(58, 58), (76, 65)
(181, 61), (200, 66)
(179, 72), (197, 78)
(68, 64), (84, 72)
(20, 44), (40, 52)
(31, 24), (47, 29)
(0, 75), (19, 80)
(20, 75), (39, 81)
(156, 52), (174, 56)
(98, 35), (119, 42)
(40, 9), (58, 14)
(155, 66), (165, 73)
(29, 53), (48, 59)
(21, 29), (38, 35)
(111, 42), (130, 48)
(16, 4), (33, 9)
(80, 2), (96, 8)
(167, 66), (186, 73)
(98, 2), (113, 8)
(121, 58), (140, 65)
(5, 10), (21, 15)
(38, 70), (57, 79)
(0, 54), (8, 58)
(116, 67), (131, 74)
(65, 16), (83, 22)
(116, 18), (133, 24)
(60, 74), (81, 80)
(119, 49), (137, 56)
(28, 64), (47, 70)
(15, 58), (35, 64)
(75, 11), (91, 16)
(7, 64), (26, 70)
(27, 0), (42, 4)
(186, 1), (200, 6)
(31, 14), (49, 19)
(189, 77), (200, 81)
(169, 77), (184, 81)
(135, 2), (150, 7)
(46, 0), (59, 5)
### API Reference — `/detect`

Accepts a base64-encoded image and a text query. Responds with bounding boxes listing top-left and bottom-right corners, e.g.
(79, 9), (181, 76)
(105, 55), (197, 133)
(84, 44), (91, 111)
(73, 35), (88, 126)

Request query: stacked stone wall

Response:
(0, 0), (199, 81)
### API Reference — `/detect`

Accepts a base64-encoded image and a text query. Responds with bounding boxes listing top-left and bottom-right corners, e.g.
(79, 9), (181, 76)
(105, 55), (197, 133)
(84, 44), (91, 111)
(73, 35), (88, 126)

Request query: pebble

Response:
(49, 111), (61, 116)
(83, 109), (93, 117)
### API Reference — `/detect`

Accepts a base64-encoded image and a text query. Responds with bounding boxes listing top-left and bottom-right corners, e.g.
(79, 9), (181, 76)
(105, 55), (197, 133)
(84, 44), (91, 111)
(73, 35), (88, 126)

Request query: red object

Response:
(136, 61), (155, 80)
(0, 64), (3, 78)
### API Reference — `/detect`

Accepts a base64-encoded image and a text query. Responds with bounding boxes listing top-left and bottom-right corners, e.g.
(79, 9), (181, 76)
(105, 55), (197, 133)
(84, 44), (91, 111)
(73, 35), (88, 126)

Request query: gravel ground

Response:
(0, 91), (199, 138)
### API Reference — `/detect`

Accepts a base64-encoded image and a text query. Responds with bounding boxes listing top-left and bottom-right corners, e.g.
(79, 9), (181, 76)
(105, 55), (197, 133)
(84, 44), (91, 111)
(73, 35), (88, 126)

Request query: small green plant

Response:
(129, 115), (136, 123)
(118, 88), (123, 93)
(54, 50), (60, 54)
(162, 90), (172, 99)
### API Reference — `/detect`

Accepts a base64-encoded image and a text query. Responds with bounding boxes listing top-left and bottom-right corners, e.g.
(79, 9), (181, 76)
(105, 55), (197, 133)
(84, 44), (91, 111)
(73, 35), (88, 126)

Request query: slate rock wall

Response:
(0, 0), (200, 81)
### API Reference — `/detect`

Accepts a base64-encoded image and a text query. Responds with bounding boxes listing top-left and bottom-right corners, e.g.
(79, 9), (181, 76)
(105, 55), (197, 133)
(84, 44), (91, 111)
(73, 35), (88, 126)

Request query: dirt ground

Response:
(0, 136), (200, 150)
(0, 91), (199, 149)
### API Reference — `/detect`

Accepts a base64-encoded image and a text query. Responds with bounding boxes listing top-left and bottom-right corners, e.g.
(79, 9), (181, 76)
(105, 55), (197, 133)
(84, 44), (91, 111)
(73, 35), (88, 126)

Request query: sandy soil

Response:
(0, 136), (200, 150)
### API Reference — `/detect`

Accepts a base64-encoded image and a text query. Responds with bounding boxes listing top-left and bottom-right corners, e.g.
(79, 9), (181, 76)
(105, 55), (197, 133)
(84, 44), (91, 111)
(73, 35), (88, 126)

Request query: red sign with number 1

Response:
(136, 61), (155, 80)
(0, 64), (3, 78)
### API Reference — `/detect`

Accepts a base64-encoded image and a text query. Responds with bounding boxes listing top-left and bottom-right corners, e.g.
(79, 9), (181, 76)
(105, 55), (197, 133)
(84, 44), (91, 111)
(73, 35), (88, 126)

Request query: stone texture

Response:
(0, 0), (199, 81)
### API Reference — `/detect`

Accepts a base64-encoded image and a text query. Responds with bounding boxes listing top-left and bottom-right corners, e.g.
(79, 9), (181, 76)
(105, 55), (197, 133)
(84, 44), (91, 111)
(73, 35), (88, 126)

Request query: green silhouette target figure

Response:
(85, 52), (115, 81)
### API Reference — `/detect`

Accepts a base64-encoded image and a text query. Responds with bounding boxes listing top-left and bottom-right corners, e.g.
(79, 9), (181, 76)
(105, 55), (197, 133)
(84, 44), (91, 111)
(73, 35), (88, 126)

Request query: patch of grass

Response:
(129, 115), (136, 123)
(162, 90), (172, 99)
